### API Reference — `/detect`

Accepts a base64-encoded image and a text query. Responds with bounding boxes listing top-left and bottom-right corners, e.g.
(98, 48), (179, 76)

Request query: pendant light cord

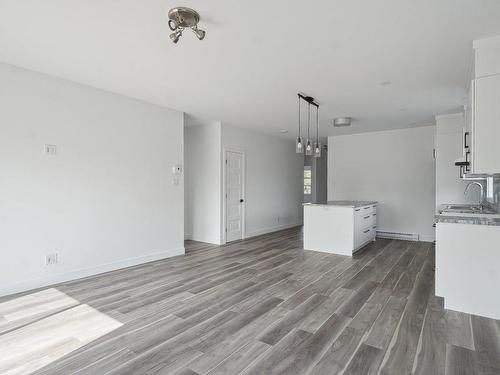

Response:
(316, 106), (319, 143)
(307, 102), (311, 141)
(298, 96), (301, 137)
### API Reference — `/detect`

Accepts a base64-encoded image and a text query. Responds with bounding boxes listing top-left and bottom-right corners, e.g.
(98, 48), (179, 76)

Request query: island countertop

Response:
(303, 200), (377, 208)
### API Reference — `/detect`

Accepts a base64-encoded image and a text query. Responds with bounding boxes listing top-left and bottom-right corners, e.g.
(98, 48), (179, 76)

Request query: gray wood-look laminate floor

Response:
(2, 227), (500, 374)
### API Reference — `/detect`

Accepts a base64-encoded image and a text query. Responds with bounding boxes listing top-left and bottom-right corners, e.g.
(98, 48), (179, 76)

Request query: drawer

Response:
(355, 227), (375, 248)
(356, 204), (377, 215)
(355, 211), (374, 230)
(361, 205), (373, 214)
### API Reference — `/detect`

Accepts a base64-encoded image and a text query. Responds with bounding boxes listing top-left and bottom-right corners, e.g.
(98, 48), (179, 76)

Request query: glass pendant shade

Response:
(305, 139), (313, 156)
(296, 137), (303, 153)
(314, 142), (321, 158)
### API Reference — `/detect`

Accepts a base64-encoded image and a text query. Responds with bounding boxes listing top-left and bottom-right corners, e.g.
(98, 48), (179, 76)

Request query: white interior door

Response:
(225, 150), (244, 242)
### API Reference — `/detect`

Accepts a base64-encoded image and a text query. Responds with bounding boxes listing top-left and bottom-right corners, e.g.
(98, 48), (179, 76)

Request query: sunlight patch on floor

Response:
(0, 288), (123, 374)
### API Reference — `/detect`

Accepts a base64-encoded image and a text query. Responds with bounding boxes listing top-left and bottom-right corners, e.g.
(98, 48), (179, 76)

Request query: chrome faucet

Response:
(464, 181), (484, 206)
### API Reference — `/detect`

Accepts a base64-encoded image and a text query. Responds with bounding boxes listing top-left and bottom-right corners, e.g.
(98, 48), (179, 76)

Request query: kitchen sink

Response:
(439, 204), (500, 217)
(443, 204), (484, 212)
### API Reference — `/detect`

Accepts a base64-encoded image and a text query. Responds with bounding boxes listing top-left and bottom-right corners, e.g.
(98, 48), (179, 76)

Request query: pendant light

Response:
(305, 102), (313, 156)
(296, 93), (320, 155)
(295, 96), (303, 153)
(314, 105), (321, 158)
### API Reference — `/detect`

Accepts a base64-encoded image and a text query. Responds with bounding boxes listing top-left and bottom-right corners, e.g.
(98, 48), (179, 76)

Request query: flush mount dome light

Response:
(168, 7), (206, 44)
(333, 117), (352, 127)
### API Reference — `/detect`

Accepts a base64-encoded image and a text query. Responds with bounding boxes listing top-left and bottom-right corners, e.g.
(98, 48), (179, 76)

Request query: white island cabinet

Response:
(303, 201), (377, 256)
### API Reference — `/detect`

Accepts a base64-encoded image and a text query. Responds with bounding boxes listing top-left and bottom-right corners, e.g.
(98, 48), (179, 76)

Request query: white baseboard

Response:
(419, 234), (436, 243)
(245, 222), (302, 239)
(0, 247), (185, 298)
(187, 234), (222, 245)
(184, 233), (192, 240)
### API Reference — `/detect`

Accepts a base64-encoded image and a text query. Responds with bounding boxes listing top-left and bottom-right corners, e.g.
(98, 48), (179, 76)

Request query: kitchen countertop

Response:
(435, 204), (500, 226)
(435, 215), (500, 226)
(304, 200), (377, 208)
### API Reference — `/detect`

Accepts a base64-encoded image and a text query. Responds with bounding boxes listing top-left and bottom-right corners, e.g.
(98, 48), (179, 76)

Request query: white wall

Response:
(435, 113), (479, 208)
(221, 125), (304, 240)
(328, 126), (436, 242)
(0, 63), (185, 296)
(184, 117), (222, 244)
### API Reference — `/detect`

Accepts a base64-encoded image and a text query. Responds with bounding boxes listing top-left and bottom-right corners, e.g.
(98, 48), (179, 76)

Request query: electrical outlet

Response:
(45, 253), (58, 266)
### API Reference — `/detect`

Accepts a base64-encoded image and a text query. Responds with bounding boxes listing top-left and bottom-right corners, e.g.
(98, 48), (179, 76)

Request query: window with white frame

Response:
(304, 166), (312, 195)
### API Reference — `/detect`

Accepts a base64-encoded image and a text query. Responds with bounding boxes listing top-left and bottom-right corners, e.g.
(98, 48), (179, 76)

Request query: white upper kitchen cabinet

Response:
(435, 113), (479, 208)
(474, 74), (500, 174)
(474, 35), (500, 78)
(469, 36), (500, 174)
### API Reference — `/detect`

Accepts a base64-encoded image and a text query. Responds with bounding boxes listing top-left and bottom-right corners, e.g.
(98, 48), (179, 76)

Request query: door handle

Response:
(240, 199), (244, 203)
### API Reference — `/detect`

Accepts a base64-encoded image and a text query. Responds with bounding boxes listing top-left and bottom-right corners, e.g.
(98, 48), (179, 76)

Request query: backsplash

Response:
(477, 176), (500, 212)
(494, 178), (500, 212)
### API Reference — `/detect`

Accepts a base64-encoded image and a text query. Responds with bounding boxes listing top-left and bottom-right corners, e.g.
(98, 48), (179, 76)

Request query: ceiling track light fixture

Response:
(168, 7), (206, 44)
(296, 94), (320, 157)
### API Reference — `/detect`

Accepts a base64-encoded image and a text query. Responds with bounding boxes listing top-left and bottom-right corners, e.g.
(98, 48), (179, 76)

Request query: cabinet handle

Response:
(372, 213), (377, 216)
(364, 216), (370, 219)
(464, 132), (470, 149)
(364, 207), (370, 210)
(363, 229), (370, 234)
(373, 226), (377, 229)
(355, 209), (360, 212)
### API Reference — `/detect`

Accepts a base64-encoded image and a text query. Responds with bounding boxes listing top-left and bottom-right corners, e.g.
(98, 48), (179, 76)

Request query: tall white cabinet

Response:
(474, 74), (500, 174)
(465, 36), (500, 174)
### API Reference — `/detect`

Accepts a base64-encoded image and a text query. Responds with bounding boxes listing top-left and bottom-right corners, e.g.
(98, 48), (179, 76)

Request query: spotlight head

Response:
(192, 27), (206, 40)
(168, 19), (178, 31)
(170, 30), (182, 44)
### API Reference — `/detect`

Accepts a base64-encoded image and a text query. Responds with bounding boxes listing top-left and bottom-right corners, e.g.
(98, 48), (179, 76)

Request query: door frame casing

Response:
(222, 148), (246, 244)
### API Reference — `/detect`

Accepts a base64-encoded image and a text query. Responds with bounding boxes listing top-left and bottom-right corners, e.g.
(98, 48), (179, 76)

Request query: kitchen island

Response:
(303, 201), (377, 256)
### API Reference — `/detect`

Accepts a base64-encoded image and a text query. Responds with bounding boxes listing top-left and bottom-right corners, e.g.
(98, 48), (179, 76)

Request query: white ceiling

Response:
(1, 0), (500, 138)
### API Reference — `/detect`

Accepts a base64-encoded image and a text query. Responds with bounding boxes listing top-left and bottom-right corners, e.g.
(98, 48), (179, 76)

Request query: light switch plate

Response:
(44, 144), (57, 155)
(45, 253), (58, 265)
(172, 165), (182, 175)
